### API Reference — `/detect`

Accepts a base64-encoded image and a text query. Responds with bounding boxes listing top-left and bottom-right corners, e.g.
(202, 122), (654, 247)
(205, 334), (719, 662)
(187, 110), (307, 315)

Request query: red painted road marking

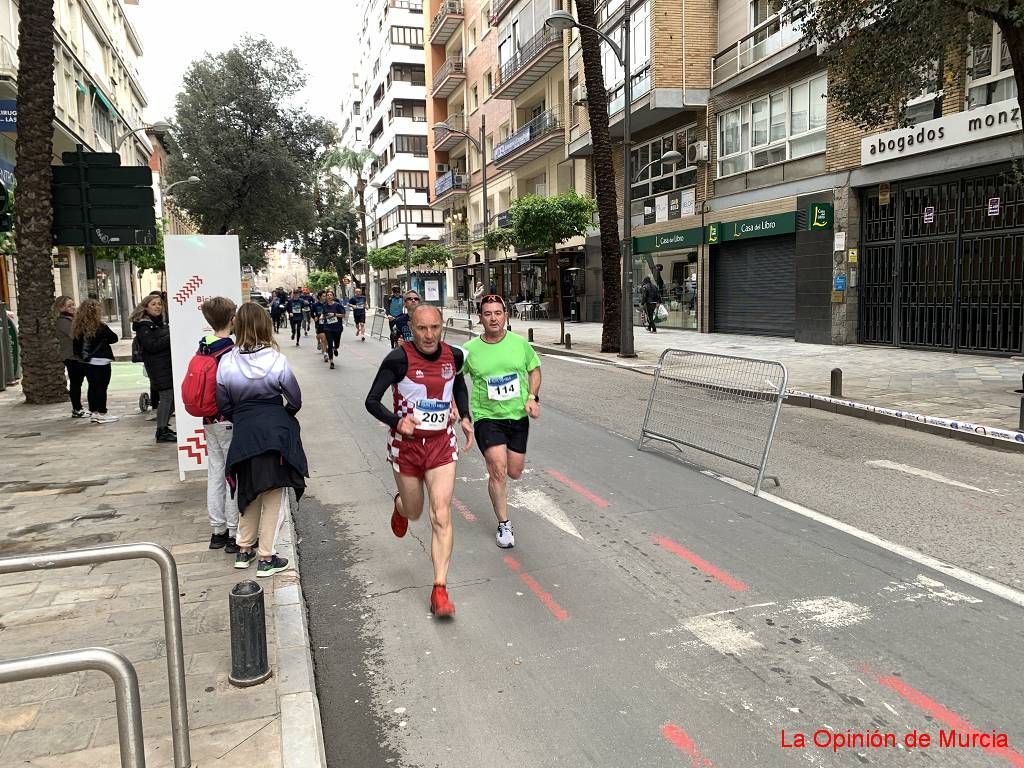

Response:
(503, 555), (569, 621)
(662, 724), (716, 768)
(653, 535), (749, 593)
(546, 469), (610, 508)
(452, 498), (476, 522)
(877, 675), (1024, 767)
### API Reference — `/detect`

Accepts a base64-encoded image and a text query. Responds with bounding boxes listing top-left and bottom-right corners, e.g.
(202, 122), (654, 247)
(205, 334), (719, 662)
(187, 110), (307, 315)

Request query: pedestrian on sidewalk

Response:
(189, 297), (240, 555)
(641, 276), (661, 334)
(54, 295), (87, 419)
(386, 285), (404, 349)
(131, 295), (176, 443)
(71, 298), (119, 423)
(217, 302), (307, 577)
(364, 302), (474, 617)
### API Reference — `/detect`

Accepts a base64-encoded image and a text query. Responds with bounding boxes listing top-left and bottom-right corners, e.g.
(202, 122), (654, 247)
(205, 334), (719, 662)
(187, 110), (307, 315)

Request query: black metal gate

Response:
(859, 165), (1024, 354)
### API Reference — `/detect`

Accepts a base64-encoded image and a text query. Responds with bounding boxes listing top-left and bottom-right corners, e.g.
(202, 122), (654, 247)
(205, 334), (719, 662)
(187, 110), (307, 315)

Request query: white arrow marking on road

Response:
(683, 615), (763, 656)
(508, 487), (583, 540)
(787, 597), (871, 628)
(865, 460), (993, 494)
(882, 575), (983, 605)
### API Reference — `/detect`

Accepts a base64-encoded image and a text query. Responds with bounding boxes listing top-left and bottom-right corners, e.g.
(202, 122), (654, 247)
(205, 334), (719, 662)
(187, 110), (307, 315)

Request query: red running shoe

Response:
(390, 494), (408, 538)
(430, 585), (455, 617)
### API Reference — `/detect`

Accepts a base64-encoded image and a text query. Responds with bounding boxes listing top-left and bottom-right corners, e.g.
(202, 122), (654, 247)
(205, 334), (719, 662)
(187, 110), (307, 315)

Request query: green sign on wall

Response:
(808, 202), (834, 230)
(633, 227), (703, 254)
(721, 211), (798, 241)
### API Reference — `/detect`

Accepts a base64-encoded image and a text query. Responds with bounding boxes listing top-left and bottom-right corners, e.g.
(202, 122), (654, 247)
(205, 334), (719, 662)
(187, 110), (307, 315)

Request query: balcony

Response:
(430, 1), (464, 46)
(432, 170), (470, 207)
(434, 112), (467, 152)
(492, 26), (562, 100)
(0, 35), (17, 84)
(489, 0), (517, 26)
(712, 9), (806, 89)
(493, 107), (564, 171)
(432, 56), (466, 99)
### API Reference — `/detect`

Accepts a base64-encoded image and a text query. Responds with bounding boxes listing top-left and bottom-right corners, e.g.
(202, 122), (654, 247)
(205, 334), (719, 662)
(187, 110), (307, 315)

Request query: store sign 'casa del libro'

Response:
(861, 98), (1020, 165)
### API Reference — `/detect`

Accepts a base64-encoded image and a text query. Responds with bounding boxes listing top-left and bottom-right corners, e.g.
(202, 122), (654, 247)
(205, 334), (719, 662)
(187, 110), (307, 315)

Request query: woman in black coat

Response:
(70, 298), (119, 423)
(130, 295), (175, 443)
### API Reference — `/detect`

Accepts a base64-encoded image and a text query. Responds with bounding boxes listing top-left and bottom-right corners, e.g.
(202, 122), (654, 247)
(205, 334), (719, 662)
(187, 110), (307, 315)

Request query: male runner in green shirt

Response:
(462, 294), (541, 548)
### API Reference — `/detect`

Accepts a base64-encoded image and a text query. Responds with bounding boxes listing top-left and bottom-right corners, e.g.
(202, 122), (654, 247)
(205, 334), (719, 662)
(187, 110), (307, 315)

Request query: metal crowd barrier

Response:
(637, 349), (788, 495)
(0, 648), (146, 768)
(0, 542), (191, 767)
(370, 308), (388, 340)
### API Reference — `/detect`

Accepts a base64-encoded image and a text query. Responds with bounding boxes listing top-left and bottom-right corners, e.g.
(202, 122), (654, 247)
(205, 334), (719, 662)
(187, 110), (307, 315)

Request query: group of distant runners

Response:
(270, 286), (369, 368)
(365, 290), (540, 617)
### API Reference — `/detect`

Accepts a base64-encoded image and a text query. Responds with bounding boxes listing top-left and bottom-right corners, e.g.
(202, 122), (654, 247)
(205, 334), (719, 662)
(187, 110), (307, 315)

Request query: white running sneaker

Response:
(90, 413), (120, 424)
(496, 521), (515, 549)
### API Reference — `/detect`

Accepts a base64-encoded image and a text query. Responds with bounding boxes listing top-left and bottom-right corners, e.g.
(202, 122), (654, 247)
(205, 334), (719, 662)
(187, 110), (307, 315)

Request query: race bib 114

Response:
(486, 373), (519, 401)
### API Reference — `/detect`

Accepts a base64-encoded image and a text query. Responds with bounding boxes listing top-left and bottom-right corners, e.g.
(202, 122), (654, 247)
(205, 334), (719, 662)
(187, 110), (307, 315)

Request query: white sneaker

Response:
(496, 521), (515, 549)
(90, 413), (120, 424)
(145, 412), (157, 421)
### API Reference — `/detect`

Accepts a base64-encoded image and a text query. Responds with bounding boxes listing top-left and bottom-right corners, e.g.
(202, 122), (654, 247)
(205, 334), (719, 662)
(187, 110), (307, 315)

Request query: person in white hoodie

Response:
(216, 303), (308, 578)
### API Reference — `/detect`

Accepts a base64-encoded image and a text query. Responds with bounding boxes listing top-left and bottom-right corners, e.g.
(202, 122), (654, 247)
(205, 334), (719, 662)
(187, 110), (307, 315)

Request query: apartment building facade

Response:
(344, 0), (446, 304)
(0, 0), (152, 318)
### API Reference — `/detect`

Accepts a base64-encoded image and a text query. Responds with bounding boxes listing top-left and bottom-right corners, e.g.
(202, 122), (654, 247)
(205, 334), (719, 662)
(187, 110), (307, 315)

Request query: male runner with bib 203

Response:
(462, 295), (541, 548)
(365, 302), (473, 616)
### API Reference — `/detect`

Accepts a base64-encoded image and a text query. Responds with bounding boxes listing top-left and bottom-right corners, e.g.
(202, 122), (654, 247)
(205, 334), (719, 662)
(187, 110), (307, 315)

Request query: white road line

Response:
(508, 487), (584, 540)
(864, 460), (993, 494)
(683, 615), (763, 655)
(541, 354), (606, 367)
(705, 471), (1024, 610)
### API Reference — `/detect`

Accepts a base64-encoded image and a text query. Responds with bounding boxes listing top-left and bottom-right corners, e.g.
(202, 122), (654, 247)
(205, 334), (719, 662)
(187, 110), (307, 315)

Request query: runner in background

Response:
(350, 287), (368, 341)
(301, 288), (313, 336)
(390, 290), (418, 346)
(312, 290), (327, 358)
(321, 290), (345, 370)
(287, 289), (305, 347)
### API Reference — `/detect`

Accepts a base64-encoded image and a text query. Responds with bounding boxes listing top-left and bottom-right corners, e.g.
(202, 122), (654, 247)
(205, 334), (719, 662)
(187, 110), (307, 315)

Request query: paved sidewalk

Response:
(0, 384), (324, 766)
(452, 316), (1024, 432)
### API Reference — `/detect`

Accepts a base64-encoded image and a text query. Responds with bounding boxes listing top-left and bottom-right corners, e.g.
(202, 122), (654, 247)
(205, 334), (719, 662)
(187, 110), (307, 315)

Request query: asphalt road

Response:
(289, 328), (1024, 768)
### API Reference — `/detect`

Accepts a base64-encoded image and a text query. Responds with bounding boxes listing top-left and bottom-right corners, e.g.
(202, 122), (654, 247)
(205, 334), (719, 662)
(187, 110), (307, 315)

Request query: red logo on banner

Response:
(173, 275), (204, 305)
(178, 427), (207, 464)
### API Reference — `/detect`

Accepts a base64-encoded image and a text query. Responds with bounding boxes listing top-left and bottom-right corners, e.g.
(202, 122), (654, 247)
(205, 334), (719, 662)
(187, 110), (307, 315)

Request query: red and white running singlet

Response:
(391, 341), (459, 439)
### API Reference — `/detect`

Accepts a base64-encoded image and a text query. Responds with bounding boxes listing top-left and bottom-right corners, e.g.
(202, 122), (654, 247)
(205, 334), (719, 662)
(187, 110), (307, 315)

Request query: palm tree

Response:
(575, 0), (623, 353)
(14, 0), (67, 402)
(330, 146), (376, 252)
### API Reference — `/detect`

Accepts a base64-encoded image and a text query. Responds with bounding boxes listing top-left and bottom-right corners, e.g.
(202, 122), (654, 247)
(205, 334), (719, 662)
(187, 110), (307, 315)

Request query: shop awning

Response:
(92, 86), (120, 119)
(75, 80), (88, 95)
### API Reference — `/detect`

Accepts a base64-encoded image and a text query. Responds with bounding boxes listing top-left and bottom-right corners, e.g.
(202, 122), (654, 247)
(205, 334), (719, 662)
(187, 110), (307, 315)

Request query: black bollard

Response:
(528, 328), (534, 342)
(1016, 373), (1024, 394)
(565, 333), (571, 350)
(830, 368), (843, 398)
(1019, 398), (1023, 432)
(229, 580), (271, 687)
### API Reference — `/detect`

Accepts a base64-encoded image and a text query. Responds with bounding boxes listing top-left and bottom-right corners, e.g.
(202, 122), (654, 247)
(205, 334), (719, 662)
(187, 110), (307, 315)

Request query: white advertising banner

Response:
(164, 235), (243, 480)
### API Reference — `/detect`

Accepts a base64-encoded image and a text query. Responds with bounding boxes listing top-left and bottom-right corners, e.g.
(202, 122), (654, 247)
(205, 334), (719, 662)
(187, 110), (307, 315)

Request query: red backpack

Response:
(182, 347), (230, 418)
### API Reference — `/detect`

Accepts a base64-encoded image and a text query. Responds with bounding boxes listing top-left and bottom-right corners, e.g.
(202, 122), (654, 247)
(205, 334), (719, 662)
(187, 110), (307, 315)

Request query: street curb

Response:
(443, 325), (1024, 452)
(273, 495), (328, 768)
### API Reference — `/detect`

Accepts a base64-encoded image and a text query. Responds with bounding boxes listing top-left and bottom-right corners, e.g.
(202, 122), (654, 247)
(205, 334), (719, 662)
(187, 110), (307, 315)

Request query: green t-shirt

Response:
(463, 332), (541, 422)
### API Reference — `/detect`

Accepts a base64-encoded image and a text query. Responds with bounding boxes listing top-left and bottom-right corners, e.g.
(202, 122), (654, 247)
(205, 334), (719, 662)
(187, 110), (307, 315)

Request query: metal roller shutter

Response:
(712, 236), (795, 337)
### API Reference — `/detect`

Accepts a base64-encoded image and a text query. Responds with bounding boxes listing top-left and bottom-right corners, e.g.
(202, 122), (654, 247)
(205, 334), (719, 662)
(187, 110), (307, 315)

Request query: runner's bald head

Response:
(412, 303), (443, 324)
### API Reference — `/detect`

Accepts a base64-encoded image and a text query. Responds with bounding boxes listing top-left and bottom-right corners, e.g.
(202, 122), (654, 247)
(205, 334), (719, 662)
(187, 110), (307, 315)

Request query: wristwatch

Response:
(528, 393), (540, 403)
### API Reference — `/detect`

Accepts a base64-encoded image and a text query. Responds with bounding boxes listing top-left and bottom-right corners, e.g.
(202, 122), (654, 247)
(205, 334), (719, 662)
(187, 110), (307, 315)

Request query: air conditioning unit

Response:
(572, 84), (588, 105)
(686, 141), (709, 165)
(436, 163), (450, 174)
(453, 174), (469, 187)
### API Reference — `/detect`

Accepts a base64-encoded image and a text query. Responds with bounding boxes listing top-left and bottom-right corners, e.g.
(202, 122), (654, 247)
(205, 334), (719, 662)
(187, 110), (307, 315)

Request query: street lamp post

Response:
(548, 5), (639, 357)
(165, 176), (200, 195)
(372, 183), (413, 291)
(113, 121), (171, 152)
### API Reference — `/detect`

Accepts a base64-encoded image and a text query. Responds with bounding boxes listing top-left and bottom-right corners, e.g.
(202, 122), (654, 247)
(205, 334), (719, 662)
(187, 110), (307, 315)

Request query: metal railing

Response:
(489, 0), (516, 24)
(497, 25), (561, 87)
(0, 35), (18, 77)
(0, 543), (191, 767)
(638, 349), (788, 495)
(494, 107), (563, 162)
(434, 170), (469, 197)
(371, 308), (389, 340)
(712, 9), (805, 85)
(0, 648), (145, 767)
(432, 56), (466, 93)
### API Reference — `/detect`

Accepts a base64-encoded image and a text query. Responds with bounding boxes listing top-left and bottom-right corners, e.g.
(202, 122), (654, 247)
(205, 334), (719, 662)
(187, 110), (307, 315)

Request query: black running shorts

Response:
(474, 417), (529, 455)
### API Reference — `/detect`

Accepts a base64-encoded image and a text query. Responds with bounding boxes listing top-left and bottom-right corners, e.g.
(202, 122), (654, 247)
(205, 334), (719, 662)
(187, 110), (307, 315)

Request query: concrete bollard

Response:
(830, 368), (843, 398)
(229, 581), (271, 687)
(565, 333), (571, 350)
(528, 328), (534, 342)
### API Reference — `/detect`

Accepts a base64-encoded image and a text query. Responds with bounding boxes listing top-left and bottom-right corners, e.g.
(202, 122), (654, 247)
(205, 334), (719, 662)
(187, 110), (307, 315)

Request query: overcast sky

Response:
(126, 0), (357, 125)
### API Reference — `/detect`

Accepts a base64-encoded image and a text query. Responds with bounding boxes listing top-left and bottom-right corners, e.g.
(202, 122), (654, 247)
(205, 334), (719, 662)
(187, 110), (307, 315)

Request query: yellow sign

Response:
(847, 248), (859, 264)
(831, 290), (845, 303)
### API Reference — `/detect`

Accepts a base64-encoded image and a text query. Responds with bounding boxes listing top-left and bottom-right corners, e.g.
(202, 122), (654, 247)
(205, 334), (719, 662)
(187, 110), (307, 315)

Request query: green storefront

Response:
(632, 226), (703, 330)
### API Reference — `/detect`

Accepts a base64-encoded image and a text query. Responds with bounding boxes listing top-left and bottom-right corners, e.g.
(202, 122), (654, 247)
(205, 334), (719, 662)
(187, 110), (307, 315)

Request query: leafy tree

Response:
(574, 0), (626, 353)
(166, 36), (338, 269)
(13, 0), (66, 402)
(296, 162), (361, 283)
(329, 146), (376, 248)
(803, 0), (1024, 141)
(411, 242), (455, 269)
(367, 243), (406, 287)
(0, 187), (16, 255)
(494, 192), (597, 344)
(306, 270), (338, 295)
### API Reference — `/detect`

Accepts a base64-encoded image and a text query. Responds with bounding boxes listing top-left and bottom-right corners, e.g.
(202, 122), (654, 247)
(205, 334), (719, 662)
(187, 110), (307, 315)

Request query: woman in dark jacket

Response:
(130, 295), (175, 443)
(216, 302), (307, 577)
(70, 299), (119, 423)
(54, 295), (86, 418)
